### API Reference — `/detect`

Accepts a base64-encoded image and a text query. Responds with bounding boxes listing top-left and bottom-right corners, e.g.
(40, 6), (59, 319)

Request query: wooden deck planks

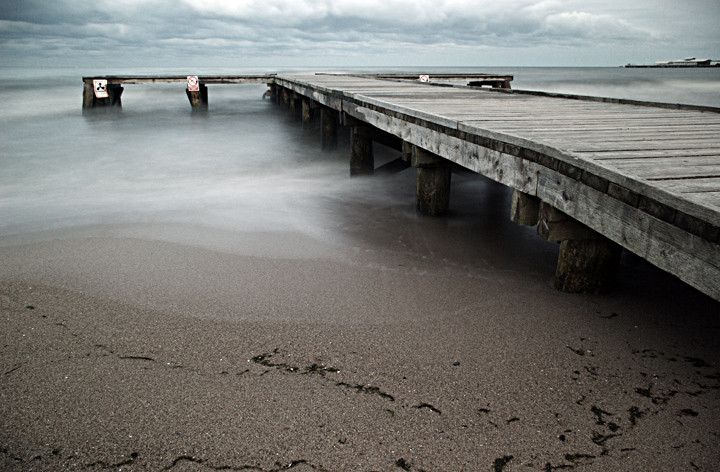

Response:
(577, 149), (720, 159)
(660, 177), (720, 193)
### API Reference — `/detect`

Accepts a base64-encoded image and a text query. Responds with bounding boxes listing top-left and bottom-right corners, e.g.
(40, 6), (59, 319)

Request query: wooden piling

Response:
(301, 98), (318, 127)
(402, 141), (413, 162)
(412, 146), (451, 216)
(266, 84), (278, 101)
(186, 84), (208, 109)
(321, 108), (338, 150)
(510, 189), (540, 226)
(555, 239), (623, 294)
(82, 82), (123, 110)
(82, 83), (95, 109)
(350, 126), (374, 176)
(281, 88), (291, 108)
(538, 202), (622, 294)
(290, 92), (299, 113)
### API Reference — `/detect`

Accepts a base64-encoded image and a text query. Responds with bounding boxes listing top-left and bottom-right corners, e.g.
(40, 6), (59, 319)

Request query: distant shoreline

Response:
(624, 57), (719, 68)
(624, 64), (720, 68)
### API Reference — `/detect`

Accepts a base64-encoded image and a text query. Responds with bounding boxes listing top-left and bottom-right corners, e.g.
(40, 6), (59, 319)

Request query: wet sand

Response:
(1, 216), (719, 472)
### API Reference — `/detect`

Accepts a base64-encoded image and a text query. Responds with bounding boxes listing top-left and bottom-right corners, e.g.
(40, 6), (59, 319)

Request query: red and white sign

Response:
(93, 79), (109, 98)
(187, 75), (200, 92)
(419, 75), (430, 83)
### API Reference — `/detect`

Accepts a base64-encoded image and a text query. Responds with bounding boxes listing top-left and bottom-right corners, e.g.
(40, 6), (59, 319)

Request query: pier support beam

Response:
(538, 202), (622, 294)
(321, 108), (338, 150)
(350, 126), (374, 176)
(412, 146), (451, 216)
(510, 189), (540, 226)
(186, 84), (208, 110)
(82, 82), (123, 110)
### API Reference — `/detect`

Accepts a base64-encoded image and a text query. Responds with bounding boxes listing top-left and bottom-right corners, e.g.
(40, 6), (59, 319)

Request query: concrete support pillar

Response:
(350, 126), (374, 176)
(186, 84), (208, 110)
(82, 82), (123, 110)
(412, 146), (451, 216)
(321, 108), (338, 150)
(538, 202), (622, 294)
(510, 189), (540, 226)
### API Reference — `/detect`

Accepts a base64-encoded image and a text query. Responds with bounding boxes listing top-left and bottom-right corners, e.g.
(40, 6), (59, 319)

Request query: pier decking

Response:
(81, 73), (720, 301)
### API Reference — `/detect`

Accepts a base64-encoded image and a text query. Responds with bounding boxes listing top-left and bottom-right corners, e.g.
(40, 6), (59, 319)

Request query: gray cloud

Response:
(0, 0), (717, 67)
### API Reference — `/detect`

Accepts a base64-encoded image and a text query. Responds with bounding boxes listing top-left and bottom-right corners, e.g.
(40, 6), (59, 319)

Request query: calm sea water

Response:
(1, 67), (718, 269)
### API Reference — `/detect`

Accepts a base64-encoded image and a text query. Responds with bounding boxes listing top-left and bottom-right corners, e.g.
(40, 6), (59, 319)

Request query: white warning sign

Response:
(419, 75), (430, 83)
(187, 76), (200, 92)
(93, 79), (109, 98)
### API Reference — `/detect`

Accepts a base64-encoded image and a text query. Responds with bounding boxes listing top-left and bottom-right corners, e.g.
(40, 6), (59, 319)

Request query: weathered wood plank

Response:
(576, 149), (720, 159)
(564, 142), (720, 152)
(658, 177), (720, 193)
(611, 165), (720, 181)
(606, 156), (720, 167)
(689, 192), (720, 207)
(83, 75), (276, 85)
(513, 128), (720, 139)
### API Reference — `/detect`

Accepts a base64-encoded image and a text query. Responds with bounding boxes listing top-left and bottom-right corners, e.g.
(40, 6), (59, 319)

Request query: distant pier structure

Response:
(80, 72), (720, 301)
(625, 57), (719, 68)
(82, 75), (278, 110)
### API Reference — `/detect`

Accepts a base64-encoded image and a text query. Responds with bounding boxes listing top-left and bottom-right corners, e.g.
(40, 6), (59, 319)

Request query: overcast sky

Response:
(1, 0), (718, 69)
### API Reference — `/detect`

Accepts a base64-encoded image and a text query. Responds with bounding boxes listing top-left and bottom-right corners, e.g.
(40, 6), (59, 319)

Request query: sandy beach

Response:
(1, 68), (719, 471)
(1, 210), (719, 472)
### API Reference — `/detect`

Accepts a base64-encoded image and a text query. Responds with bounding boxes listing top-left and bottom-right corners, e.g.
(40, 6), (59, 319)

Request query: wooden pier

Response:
(82, 75), (277, 110)
(80, 73), (720, 301)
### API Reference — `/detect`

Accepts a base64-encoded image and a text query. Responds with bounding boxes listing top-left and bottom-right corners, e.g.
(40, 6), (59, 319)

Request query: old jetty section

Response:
(81, 73), (720, 301)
